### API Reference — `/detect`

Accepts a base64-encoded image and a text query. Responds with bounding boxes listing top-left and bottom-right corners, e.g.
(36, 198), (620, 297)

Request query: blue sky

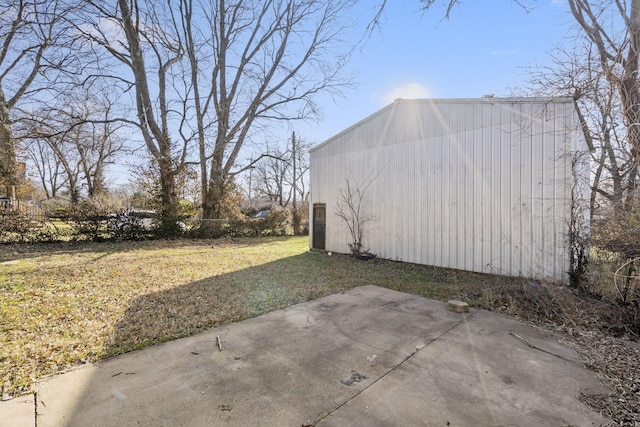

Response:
(299, 0), (574, 144)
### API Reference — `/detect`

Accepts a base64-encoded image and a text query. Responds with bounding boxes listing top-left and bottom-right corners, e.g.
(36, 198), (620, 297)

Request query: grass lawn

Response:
(0, 236), (533, 398)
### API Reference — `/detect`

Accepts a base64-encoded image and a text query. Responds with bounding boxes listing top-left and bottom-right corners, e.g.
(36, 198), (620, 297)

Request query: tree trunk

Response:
(68, 176), (79, 205)
(569, 0), (640, 166)
(158, 153), (178, 219)
(0, 89), (16, 191)
(202, 176), (225, 220)
(202, 143), (226, 220)
(626, 0), (640, 164)
(623, 161), (639, 211)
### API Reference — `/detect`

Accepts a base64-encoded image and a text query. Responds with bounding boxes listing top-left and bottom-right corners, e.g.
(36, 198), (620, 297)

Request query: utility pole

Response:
(248, 160), (254, 209)
(291, 131), (301, 235)
(292, 131), (297, 210)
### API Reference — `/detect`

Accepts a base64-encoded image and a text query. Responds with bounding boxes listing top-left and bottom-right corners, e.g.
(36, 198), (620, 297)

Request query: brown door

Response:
(312, 204), (326, 250)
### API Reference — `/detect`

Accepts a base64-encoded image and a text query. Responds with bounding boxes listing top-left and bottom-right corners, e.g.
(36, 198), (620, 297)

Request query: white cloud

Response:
(490, 49), (519, 57)
(378, 82), (430, 105)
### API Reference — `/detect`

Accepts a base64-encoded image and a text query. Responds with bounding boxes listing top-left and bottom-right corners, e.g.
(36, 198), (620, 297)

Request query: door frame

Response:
(312, 203), (326, 250)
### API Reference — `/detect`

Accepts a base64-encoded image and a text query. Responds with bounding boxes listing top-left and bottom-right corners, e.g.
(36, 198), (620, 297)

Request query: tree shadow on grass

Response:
(48, 251), (475, 427)
(35, 250), (352, 425)
(101, 250), (506, 358)
(103, 251), (344, 357)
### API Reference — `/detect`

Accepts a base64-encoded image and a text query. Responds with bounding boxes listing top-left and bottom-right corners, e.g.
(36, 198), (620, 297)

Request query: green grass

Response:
(0, 236), (507, 398)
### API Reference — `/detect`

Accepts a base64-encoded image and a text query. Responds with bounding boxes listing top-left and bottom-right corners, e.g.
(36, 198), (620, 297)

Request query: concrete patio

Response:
(2, 285), (611, 426)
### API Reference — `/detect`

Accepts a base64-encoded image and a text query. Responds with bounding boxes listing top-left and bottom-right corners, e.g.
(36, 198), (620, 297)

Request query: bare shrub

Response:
(0, 209), (61, 243)
(470, 278), (639, 339)
(590, 208), (640, 307)
(335, 174), (380, 254)
(65, 202), (112, 242)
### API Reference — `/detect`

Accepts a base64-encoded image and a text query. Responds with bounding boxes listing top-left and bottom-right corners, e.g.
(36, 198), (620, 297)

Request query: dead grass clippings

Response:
(561, 329), (640, 426)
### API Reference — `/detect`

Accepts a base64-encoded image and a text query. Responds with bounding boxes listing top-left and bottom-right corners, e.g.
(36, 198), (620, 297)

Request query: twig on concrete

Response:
(216, 335), (223, 351)
(509, 332), (567, 361)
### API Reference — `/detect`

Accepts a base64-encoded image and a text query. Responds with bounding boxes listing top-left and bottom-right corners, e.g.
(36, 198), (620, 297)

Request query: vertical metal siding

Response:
(309, 98), (585, 282)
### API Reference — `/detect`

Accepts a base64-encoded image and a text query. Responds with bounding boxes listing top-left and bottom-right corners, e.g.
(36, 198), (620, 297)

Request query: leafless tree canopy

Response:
(568, 0), (640, 165)
(182, 0), (362, 219)
(0, 0), (81, 192)
(525, 41), (639, 214)
(252, 133), (310, 209)
(524, 0), (640, 215)
(66, 0), (373, 221)
(21, 87), (126, 203)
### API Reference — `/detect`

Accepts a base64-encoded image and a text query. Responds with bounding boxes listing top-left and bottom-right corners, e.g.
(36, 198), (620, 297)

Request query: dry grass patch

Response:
(1, 236), (495, 398)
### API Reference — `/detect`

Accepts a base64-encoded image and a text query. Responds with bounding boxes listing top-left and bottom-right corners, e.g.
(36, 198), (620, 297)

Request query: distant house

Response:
(309, 98), (591, 283)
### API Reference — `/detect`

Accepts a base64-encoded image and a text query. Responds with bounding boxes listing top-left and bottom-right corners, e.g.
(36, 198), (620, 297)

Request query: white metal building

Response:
(309, 98), (590, 283)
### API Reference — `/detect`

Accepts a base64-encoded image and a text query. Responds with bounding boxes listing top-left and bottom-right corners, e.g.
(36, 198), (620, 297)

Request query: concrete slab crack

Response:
(310, 312), (475, 426)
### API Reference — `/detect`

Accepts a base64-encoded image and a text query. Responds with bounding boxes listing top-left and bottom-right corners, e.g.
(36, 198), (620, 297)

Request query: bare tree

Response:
(254, 149), (291, 207)
(78, 0), (368, 224)
(25, 137), (66, 199)
(77, 0), (188, 229)
(46, 124), (83, 203)
(287, 131), (310, 234)
(0, 0), (80, 198)
(525, 42), (639, 214)
(21, 88), (126, 203)
(568, 0), (640, 165)
(287, 132), (311, 207)
(176, 0), (369, 219)
(73, 91), (127, 199)
(251, 132), (311, 211)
